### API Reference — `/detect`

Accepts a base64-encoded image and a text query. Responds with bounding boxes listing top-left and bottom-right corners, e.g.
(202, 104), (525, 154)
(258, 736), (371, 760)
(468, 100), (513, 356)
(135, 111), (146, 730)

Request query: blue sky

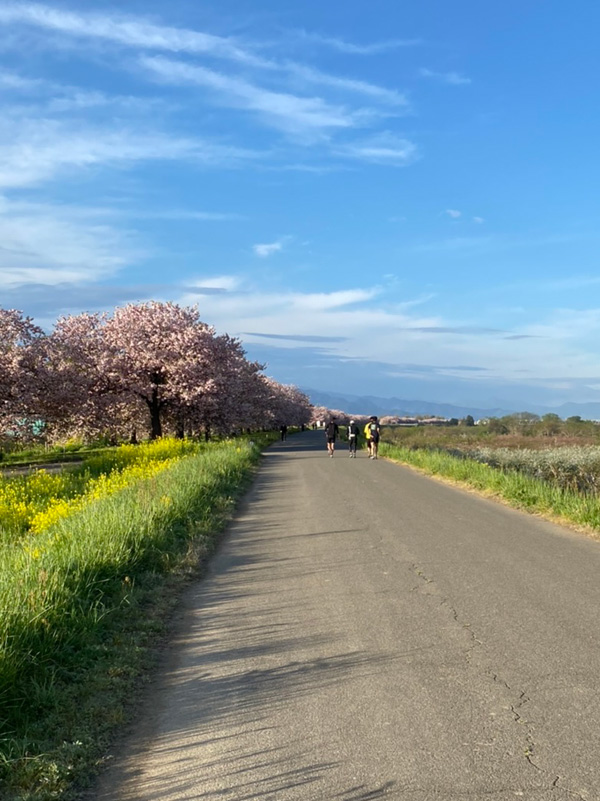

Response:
(1, 1), (600, 411)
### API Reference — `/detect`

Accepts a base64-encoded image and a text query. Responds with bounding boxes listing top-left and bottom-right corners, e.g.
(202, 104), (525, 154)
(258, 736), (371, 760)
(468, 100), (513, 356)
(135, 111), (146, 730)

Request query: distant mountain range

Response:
(303, 388), (600, 421)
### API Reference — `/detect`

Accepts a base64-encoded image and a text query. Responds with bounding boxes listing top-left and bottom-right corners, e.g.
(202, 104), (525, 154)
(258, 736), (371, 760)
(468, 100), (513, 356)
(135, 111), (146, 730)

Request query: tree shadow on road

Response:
(90, 431), (402, 801)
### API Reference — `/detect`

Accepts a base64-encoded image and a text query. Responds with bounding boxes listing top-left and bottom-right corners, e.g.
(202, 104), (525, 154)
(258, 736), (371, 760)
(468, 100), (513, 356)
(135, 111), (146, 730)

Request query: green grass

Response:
(0, 439), (198, 469)
(0, 446), (112, 468)
(0, 433), (277, 800)
(380, 442), (600, 532)
(0, 438), (207, 542)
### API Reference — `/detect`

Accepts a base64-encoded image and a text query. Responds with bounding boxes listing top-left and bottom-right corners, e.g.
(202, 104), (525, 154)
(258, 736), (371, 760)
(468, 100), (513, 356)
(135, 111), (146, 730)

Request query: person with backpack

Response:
(368, 416), (381, 459)
(363, 418), (373, 457)
(347, 419), (359, 458)
(325, 418), (339, 457)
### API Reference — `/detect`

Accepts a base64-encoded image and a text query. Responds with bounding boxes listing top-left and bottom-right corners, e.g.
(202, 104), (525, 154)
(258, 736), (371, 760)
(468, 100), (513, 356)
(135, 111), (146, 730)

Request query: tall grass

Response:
(380, 442), (600, 531)
(0, 438), (201, 540)
(446, 444), (600, 494)
(0, 434), (275, 800)
(0, 440), (113, 467)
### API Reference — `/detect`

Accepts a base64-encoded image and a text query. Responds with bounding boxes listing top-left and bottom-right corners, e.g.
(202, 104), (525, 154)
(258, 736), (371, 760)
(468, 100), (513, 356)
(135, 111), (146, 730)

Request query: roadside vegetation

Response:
(0, 299), (313, 800)
(383, 412), (600, 450)
(0, 439), (198, 539)
(381, 418), (600, 534)
(0, 434), (278, 801)
(0, 441), (114, 468)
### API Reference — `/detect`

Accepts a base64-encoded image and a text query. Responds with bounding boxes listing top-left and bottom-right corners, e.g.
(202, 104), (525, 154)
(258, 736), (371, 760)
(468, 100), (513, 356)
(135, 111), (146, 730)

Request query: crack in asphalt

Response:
(551, 775), (589, 800)
(509, 688), (540, 771)
(409, 562), (590, 799)
(411, 562), (482, 664)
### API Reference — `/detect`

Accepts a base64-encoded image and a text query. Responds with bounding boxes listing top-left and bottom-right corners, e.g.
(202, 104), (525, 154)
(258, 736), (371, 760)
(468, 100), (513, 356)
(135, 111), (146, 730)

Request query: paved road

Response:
(93, 431), (600, 800)
(1, 460), (83, 477)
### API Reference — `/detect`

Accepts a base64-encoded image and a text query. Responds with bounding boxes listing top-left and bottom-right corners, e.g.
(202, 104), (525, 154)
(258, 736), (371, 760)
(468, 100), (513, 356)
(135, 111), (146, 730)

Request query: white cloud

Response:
(0, 6), (416, 114)
(0, 7), (421, 168)
(0, 69), (41, 89)
(445, 209), (461, 218)
(189, 275), (240, 291)
(0, 116), (257, 189)
(253, 241), (284, 258)
(7, 246), (600, 393)
(177, 284), (400, 346)
(0, 7), (415, 130)
(291, 289), (377, 310)
(140, 56), (360, 136)
(132, 209), (244, 222)
(0, 198), (242, 224)
(266, 163), (350, 174)
(0, 68), (172, 117)
(294, 31), (422, 54)
(29, 273), (569, 390)
(473, 216), (484, 224)
(420, 68), (471, 86)
(334, 133), (418, 165)
(285, 62), (410, 108)
(0, 3), (269, 67)
(44, 90), (166, 115)
(0, 197), (141, 286)
(177, 279), (560, 382)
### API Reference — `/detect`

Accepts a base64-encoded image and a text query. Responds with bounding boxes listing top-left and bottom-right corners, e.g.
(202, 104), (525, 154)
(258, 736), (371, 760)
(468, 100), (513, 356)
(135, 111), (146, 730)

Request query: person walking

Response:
(363, 418), (373, 457)
(279, 424), (288, 441)
(367, 416), (381, 459)
(347, 419), (359, 457)
(325, 418), (339, 457)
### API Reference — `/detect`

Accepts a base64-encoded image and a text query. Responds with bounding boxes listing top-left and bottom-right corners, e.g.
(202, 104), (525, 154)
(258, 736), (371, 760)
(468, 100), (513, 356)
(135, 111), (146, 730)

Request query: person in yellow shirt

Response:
(363, 417), (373, 457)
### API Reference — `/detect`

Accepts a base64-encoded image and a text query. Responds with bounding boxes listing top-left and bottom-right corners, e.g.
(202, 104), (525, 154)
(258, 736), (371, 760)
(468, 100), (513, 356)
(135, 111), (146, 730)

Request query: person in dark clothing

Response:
(280, 424), (288, 441)
(325, 418), (339, 457)
(368, 417), (381, 459)
(347, 419), (359, 457)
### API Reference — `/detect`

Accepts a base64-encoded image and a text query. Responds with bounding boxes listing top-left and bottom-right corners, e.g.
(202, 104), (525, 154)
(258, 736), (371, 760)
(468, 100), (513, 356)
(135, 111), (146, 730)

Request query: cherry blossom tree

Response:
(165, 331), (266, 439)
(310, 406), (347, 425)
(260, 378), (312, 429)
(104, 301), (266, 438)
(10, 301), (316, 443)
(40, 312), (128, 440)
(0, 308), (44, 440)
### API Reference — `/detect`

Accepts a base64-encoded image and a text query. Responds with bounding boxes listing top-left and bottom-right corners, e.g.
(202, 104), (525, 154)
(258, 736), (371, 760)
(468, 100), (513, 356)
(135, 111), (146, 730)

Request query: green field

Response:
(0, 434), (276, 801)
(381, 426), (600, 534)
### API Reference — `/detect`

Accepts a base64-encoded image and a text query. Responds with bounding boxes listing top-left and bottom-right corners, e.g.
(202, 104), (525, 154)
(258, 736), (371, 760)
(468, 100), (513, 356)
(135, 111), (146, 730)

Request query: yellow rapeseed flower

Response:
(27, 458), (175, 535)
(0, 437), (198, 541)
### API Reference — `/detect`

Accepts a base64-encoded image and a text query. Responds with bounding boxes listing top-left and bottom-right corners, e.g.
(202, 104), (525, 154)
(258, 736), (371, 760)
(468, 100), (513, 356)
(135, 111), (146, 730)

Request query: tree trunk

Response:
(146, 388), (162, 439)
(175, 415), (185, 439)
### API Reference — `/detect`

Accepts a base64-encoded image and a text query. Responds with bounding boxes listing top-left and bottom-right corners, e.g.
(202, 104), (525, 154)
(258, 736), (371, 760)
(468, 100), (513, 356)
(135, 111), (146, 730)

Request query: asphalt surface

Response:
(92, 430), (600, 800)
(1, 460), (82, 476)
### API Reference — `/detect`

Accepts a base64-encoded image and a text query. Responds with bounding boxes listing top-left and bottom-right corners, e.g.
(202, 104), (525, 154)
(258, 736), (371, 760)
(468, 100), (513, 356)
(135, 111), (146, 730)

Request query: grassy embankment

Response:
(0, 433), (276, 800)
(0, 441), (114, 468)
(380, 427), (600, 534)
